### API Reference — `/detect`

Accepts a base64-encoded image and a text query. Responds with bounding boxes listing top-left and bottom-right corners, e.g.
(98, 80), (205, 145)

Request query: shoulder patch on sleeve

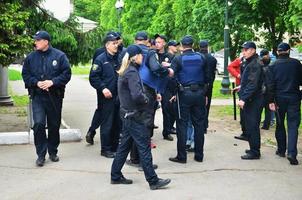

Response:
(92, 64), (99, 71)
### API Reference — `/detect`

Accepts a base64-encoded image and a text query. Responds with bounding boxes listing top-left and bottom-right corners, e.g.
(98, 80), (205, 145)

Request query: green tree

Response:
(148, 0), (176, 39)
(74, 0), (102, 22)
(289, 0), (302, 28)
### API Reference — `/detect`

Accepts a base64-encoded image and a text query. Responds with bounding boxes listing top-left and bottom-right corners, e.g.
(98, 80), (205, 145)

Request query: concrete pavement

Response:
(0, 75), (301, 200)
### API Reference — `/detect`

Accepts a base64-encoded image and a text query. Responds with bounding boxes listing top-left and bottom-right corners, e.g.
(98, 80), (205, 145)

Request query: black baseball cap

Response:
(181, 35), (194, 46)
(33, 31), (51, 41)
(103, 33), (118, 43)
(135, 31), (148, 40)
(241, 41), (256, 49)
(199, 40), (209, 48)
(167, 40), (179, 46)
(126, 44), (142, 57)
(260, 49), (269, 57)
(277, 42), (291, 51)
(106, 31), (120, 40)
(154, 33), (167, 41)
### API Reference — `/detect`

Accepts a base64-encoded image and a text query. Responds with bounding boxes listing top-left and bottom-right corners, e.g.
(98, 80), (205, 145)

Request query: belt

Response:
(182, 84), (204, 90)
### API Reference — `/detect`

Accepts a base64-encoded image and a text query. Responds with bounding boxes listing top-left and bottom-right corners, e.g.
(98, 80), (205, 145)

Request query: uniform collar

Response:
(246, 53), (258, 62)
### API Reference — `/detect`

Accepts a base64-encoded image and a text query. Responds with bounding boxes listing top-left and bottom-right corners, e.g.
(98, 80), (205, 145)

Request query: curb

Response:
(0, 129), (82, 145)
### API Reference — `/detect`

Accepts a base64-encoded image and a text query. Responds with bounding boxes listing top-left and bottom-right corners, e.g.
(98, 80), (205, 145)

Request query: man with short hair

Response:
(22, 30), (71, 167)
(88, 33), (121, 158)
(238, 41), (264, 160)
(268, 42), (302, 165)
(169, 35), (210, 163)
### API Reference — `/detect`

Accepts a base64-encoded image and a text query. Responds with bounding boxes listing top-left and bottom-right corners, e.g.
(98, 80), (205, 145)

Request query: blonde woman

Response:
(111, 44), (171, 190)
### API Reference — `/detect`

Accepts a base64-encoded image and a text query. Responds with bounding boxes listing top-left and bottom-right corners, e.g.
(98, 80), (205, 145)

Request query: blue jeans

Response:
(32, 94), (62, 158)
(111, 118), (158, 185)
(275, 97), (301, 157)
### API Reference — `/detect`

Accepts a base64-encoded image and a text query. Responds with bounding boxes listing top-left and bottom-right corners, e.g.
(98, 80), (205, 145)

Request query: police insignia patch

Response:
(52, 60), (57, 66)
(92, 64), (98, 71)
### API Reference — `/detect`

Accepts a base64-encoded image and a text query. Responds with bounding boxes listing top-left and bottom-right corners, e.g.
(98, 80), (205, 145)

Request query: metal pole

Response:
(220, 0), (231, 94)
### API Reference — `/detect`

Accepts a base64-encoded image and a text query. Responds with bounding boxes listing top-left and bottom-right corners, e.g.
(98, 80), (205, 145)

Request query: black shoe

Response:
(287, 155), (299, 165)
(86, 130), (96, 145)
(186, 147), (194, 152)
(241, 152), (260, 160)
(234, 134), (248, 141)
(194, 156), (203, 162)
(111, 176), (133, 184)
(163, 134), (173, 141)
(245, 149), (252, 154)
(261, 126), (269, 130)
(36, 157), (45, 167)
(138, 164), (158, 171)
(153, 124), (159, 129)
(101, 151), (115, 158)
(171, 127), (177, 134)
(125, 159), (140, 167)
(49, 155), (59, 162)
(275, 150), (285, 157)
(169, 157), (186, 164)
(149, 178), (171, 190)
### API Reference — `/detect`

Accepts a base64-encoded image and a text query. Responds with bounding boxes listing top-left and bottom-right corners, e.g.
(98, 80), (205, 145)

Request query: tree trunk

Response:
(0, 65), (14, 106)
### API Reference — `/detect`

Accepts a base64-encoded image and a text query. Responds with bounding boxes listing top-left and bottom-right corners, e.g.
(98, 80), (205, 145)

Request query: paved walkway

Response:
(1, 75), (301, 200)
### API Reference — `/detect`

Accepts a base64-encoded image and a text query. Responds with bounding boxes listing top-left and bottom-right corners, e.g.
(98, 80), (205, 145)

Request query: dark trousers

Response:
(89, 95), (121, 152)
(261, 97), (273, 129)
(176, 89), (206, 161)
(275, 97), (301, 157)
(243, 95), (263, 155)
(129, 85), (156, 162)
(32, 94), (62, 159)
(205, 84), (213, 132)
(111, 118), (158, 185)
(161, 89), (176, 137)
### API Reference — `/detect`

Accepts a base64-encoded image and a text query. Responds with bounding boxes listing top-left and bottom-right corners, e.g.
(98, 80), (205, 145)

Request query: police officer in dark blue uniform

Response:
(169, 35), (209, 163)
(86, 32), (125, 145)
(238, 41), (264, 160)
(267, 42), (302, 165)
(22, 31), (71, 167)
(199, 40), (217, 133)
(87, 33), (121, 158)
(154, 34), (176, 141)
(111, 44), (171, 190)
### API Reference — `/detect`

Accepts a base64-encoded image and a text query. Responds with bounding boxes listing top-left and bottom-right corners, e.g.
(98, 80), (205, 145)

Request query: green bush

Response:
(8, 69), (22, 81)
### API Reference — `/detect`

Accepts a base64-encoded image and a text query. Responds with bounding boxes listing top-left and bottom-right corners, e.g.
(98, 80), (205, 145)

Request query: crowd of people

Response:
(21, 30), (301, 190)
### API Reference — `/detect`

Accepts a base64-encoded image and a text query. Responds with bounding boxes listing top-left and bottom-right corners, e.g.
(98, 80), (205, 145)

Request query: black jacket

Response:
(267, 54), (302, 102)
(22, 46), (71, 93)
(239, 54), (263, 102)
(89, 51), (119, 97)
(118, 63), (149, 112)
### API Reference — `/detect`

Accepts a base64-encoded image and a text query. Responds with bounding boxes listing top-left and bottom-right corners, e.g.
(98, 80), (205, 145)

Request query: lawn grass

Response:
(8, 69), (22, 81)
(212, 80), (232, 99)
(71, 65), (91, 75)
(12, 95), (29, 107)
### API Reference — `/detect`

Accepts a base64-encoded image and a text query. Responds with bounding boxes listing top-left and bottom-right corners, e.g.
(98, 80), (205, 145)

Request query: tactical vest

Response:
(139, 49), (168, 93)
(178, 53), (205, 86)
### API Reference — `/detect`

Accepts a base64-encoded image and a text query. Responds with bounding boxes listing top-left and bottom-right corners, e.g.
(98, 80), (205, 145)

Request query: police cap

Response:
(33, 31), (51, 41)
(199, 40), (209, 48)
(181, 35), (194, 46)
(135, 31), (148, 41)
(103, 33), (119, 43)
(167, 40), (179, 46)
(260, 49), (269, 57)
(127, 44), (143, 58)
(277, 42), (291, 51)
(241, 41), (256, 49)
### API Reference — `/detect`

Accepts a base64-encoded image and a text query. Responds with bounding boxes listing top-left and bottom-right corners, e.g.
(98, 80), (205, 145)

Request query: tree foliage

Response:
(74, 0), (102, 22)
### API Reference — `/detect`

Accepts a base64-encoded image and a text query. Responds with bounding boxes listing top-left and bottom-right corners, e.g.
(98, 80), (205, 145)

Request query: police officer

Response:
(22, 31), (71, 167)
(169, 35), (209, 163)
(86, 32), (125, 145)
(87, 33), (121, 158)
(111, 44), (171, 190)
(199, 40), (217, 133)
(268, 42), (302, 165)
(238, 41), (264, 160)
(154, 34), (176, 141)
